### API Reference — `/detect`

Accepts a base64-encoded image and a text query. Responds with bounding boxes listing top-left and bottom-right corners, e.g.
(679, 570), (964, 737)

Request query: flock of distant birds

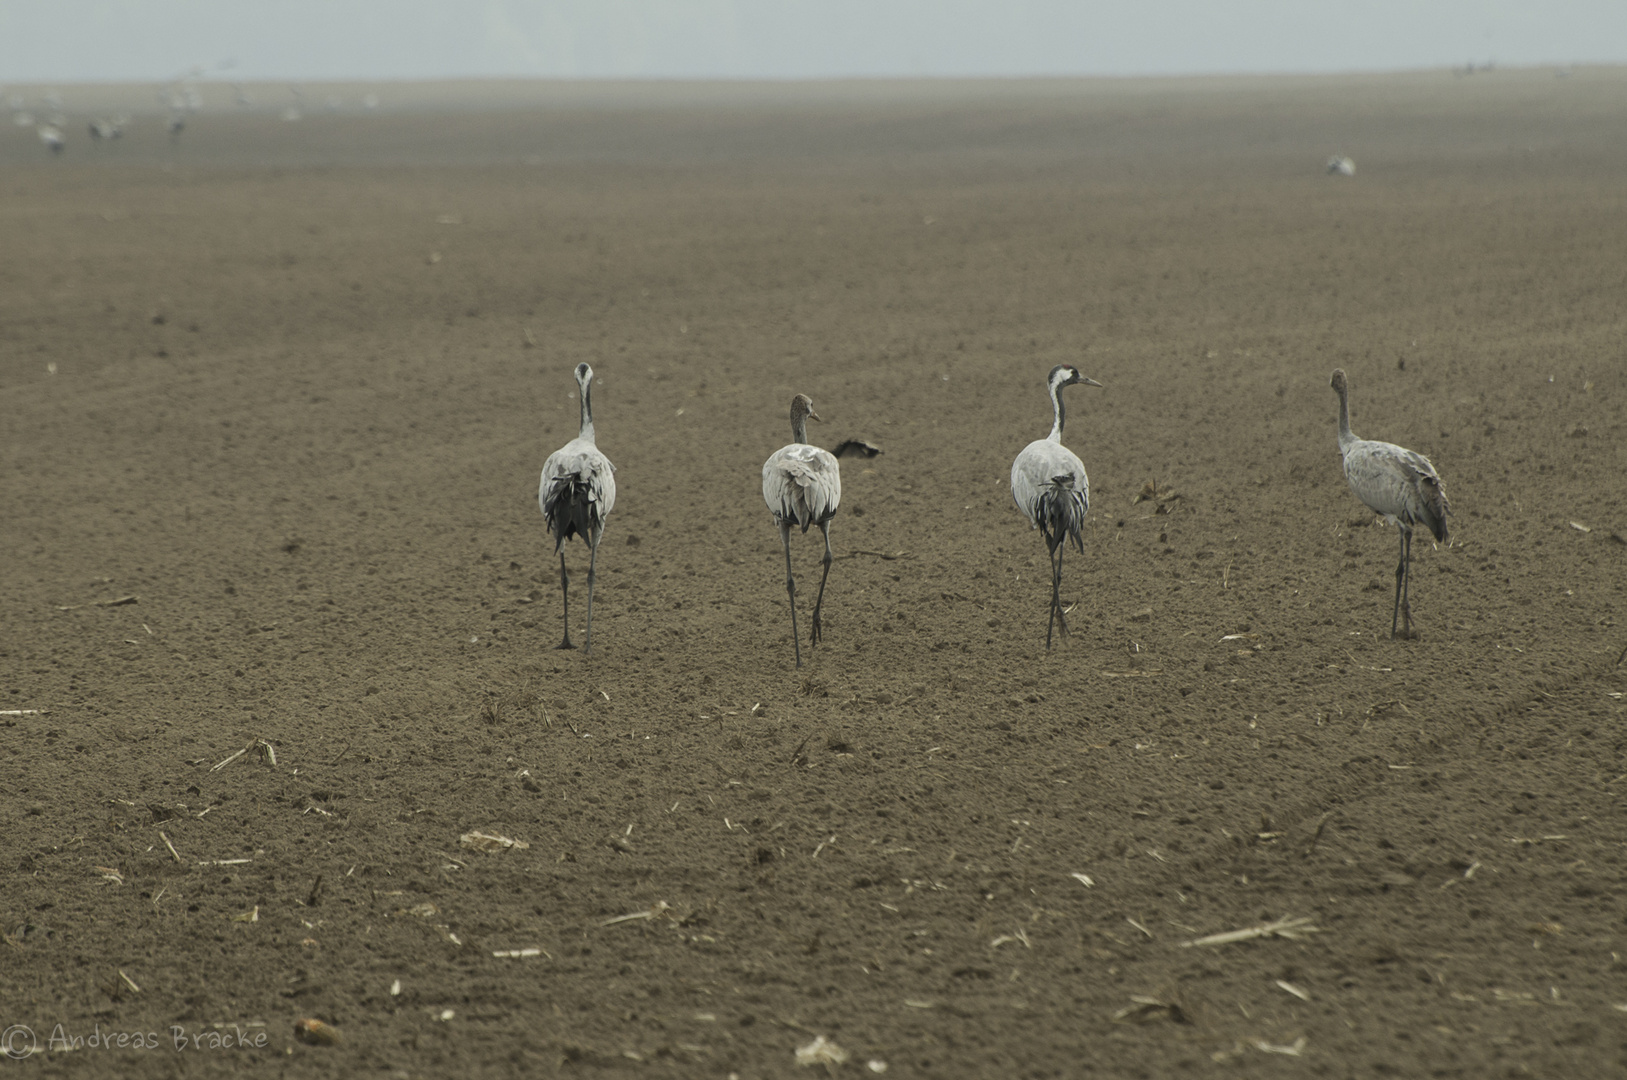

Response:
(541, 363), (1450, 666)
(10, 54), (1577, 161)
(6, 80), (381, 156)
(9, 79), (1366, 178)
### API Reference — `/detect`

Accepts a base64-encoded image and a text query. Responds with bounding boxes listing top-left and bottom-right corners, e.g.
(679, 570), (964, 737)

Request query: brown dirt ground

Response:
(3, 71), (1627, 1079)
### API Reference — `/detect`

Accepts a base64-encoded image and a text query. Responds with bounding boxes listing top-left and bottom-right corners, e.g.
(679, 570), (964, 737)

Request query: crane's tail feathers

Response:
(771, 486), (836, 534)
(544, 477), (602, 550)
(1418, 475), (1450, 543)
(786, 509), (835, 535)
(771, 463), (838, 533)
(1035, 485), (1087, 554)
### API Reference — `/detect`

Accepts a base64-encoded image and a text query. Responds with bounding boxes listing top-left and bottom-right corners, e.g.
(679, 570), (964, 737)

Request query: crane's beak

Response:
(1081, 377), (1103, 387)
(808, 408), (823, 423)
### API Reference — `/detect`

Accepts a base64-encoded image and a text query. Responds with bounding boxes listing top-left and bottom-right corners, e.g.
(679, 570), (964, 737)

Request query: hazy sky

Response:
(1, 1), (1622, 83)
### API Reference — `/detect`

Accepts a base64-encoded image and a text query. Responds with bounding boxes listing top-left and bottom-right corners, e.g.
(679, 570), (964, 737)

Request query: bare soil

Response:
(3, 71), (1626, 1078)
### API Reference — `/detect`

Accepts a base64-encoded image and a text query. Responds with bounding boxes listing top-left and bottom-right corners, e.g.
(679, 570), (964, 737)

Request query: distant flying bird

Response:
(37, 124), (64, 154)
(540, 363), (616, 654)
(1330, 368), (1451, 639)
(763, 394), (841, 667)
(1011, 365), (1102, 648)
(1327, 156), (1356, 176)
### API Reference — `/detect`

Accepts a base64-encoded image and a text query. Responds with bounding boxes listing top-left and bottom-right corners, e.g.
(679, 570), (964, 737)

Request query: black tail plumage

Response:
(1036, 480), (1085, 555)
(544, 477), (599, 551)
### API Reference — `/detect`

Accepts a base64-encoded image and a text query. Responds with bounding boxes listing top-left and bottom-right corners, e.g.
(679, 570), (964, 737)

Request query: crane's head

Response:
(791, 393), (821, 424)
(1330, 368), (1348, 396)
(1049, 365), (1103, 392)
(575, 362), (593, 384)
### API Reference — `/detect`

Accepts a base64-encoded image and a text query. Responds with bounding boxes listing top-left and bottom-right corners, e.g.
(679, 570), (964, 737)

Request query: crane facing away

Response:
(1011, 365), (1102, 648)
(762, 394), (841, 668)
(1330, 368), (1451, 639)
(540, 363), (616, 654)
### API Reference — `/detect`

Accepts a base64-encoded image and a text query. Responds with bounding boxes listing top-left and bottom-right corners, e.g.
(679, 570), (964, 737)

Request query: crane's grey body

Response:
(1330, 368), (1450, 639)
(762, 394), (841, 667)
(1011, 365), (1102, 648)
(540, 363), (616, 653)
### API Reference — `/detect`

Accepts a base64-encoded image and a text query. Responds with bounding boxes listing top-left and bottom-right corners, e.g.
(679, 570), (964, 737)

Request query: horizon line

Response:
(4, 61), (1615, 90)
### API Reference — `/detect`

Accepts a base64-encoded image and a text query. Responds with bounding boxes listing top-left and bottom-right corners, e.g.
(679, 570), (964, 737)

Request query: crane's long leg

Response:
(555, 551), (575, 650)
(582, 533), (601, 656)
(1390, 526), (1407, 640)
(1053, 540), (1070, 642)
(1398, 529), (1415, 639)
(809, 520), (834, 647)
(1042, 535), (1062, 650)
(780, 521), (802, 668)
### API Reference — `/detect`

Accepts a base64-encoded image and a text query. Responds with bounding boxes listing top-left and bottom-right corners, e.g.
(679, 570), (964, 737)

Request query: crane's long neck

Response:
(1048, 381), (1066, 442)
(578, 377), (597, 444)
(1334, 383), (1355, 453)
(791, 413), (809, 445)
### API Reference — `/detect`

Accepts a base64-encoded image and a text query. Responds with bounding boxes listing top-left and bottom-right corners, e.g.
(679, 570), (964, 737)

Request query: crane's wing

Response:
(1342, 439), (1449, 542)
(763, 445), (841, 530)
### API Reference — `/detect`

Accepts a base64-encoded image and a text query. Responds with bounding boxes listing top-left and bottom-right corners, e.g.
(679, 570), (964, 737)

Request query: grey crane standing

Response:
(1011, 365), (1102, 648)
(762, 394), (841, 667)
(540, 363), (616, 653)
(1330, 368), (1451, 639)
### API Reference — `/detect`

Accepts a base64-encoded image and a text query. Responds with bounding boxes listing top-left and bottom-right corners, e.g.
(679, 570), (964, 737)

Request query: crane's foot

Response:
(555, 638), (577, 651)
(1392, 600), (1419, 640)
(1043, 602), (1070, 643)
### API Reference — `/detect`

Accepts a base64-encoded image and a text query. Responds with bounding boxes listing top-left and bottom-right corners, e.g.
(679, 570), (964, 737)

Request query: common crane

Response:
(1011, 365), (1102, 648)
(1330, 368), (1451, 639)
(762, 394), (841, 667)
(540, 363), (616, 653)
